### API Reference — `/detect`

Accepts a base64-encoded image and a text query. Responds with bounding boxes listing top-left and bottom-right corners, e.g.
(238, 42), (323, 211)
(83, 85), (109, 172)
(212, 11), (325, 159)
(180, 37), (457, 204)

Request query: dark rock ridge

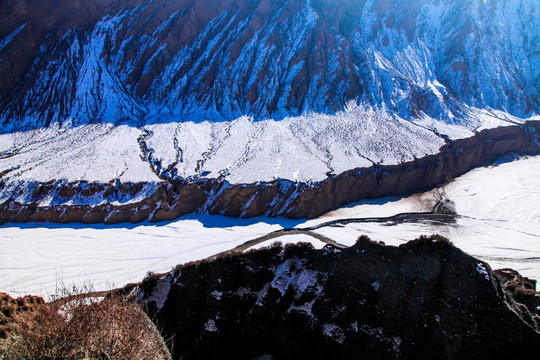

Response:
(135, 236), (540, 359)
(1, 121), (539, 224)
(494, 268), (540, 315)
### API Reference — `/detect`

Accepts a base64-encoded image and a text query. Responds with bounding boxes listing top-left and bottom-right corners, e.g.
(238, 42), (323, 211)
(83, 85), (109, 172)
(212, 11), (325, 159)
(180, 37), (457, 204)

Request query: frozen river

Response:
(1, 155), (539, 298)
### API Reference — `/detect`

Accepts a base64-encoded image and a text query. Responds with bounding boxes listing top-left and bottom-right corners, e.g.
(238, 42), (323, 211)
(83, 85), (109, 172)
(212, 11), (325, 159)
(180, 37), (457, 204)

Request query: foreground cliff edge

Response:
(2, 236), (539, 359)
(1, 121), (539, 224)
(136, 236), (540, 359)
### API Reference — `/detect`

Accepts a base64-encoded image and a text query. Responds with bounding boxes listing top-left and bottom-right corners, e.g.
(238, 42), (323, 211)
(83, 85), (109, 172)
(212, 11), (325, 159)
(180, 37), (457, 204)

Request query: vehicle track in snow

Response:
(475, 256), (540, 264)
(207, 229), (347, 260)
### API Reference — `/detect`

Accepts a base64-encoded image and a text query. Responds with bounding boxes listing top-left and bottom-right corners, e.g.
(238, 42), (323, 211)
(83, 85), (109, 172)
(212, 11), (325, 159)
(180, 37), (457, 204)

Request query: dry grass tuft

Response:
(0, 294), (171, 360)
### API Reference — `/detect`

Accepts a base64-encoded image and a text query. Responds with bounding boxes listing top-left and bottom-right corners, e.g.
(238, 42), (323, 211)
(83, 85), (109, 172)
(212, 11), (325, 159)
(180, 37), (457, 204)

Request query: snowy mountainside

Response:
(1, 0), (538, 127)
(0, 0), (539, 212)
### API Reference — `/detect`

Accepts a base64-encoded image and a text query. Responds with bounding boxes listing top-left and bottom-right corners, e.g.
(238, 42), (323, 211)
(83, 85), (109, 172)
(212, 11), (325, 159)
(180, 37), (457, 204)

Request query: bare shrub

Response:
(1, 293), (44, 340)
(270, 241), (283, 249)
(1, 295), (171, 360)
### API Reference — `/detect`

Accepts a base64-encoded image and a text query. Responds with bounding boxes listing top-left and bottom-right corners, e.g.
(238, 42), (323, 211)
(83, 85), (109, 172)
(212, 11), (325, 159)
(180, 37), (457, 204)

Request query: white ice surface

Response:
(1, 156), (539, 297)
(0, 216), (287, 298)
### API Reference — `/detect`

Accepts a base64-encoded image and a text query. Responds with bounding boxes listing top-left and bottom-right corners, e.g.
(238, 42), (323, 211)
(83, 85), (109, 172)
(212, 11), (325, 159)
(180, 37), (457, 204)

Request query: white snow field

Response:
(1, 155), (539, 297)
(1, 106), (536, 191)
(0, 124), (160, 183)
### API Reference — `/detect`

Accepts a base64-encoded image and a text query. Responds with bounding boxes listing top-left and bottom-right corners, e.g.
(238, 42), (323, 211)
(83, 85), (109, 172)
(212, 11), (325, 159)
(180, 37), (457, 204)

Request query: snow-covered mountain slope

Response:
(1, 0), (538, 127)
(0, 0), (538, 210)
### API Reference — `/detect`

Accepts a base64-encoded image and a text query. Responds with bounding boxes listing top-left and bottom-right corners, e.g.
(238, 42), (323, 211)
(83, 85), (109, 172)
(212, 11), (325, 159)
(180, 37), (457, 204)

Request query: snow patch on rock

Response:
(323, 323), (345, 344)
(145, 274), (173, 311)
(271, 258), (318, 297)
(476, 263), (490, 281)
(287, 299), (316, 316)
(204, 319), (218, 332)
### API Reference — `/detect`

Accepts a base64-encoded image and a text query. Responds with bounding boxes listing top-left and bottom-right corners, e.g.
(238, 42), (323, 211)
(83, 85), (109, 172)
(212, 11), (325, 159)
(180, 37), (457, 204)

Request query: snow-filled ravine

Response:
(1, 155), (539, 298)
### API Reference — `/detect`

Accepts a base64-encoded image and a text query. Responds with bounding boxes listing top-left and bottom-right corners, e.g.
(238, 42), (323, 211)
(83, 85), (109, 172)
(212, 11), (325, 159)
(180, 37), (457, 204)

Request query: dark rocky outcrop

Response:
(136, 236), (540, 360)
(1, 121), (539, 224)
(494, 268), (540, 314)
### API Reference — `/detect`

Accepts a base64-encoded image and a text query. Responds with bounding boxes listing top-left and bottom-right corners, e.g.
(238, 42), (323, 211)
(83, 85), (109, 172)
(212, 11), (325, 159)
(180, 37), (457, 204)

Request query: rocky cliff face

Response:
(0, 0), (141, 115)
(0, 0), (538, 129)
(1, 121), (538, 223)
(1, 0), (539, 222)
(136, 236), (540, 359)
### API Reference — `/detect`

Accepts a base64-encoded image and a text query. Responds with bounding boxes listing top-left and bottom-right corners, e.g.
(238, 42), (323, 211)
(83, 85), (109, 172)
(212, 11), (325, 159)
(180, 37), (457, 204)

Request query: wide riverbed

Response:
(1, 155), (539, 297)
